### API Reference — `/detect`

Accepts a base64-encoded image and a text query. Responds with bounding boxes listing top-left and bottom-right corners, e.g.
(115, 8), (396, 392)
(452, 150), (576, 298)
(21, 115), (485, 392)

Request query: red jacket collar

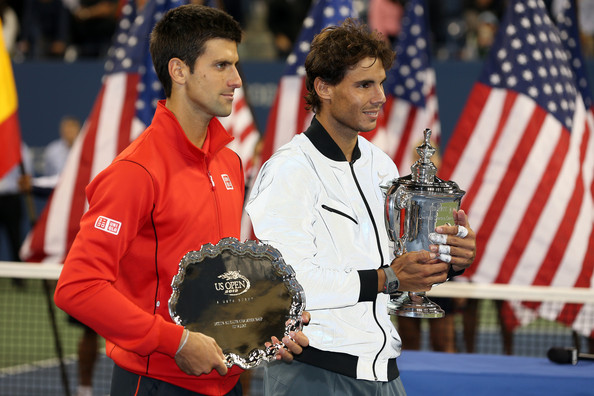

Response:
(155, 100), (235, 159)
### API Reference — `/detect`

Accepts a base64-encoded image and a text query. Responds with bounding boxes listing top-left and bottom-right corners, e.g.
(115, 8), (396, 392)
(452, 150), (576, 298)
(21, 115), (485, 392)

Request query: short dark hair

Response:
(304, 18), (395, 113)
(149, 4), (242, 98)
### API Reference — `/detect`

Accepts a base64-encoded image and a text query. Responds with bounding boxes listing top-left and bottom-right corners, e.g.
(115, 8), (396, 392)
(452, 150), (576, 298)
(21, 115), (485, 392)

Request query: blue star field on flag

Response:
(479, 0), (577, 130)
(555, 0), (593, 109)
(283, 0), (356, 76)
(385, 0), (432, 108)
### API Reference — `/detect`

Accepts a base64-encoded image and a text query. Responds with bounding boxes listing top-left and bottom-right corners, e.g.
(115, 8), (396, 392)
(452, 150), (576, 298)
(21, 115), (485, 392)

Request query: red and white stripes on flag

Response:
(439, 0), (594, 336)
(365, 0), (440, 170)
(219, 86), (261, 178)
(221, 84), (261, 241)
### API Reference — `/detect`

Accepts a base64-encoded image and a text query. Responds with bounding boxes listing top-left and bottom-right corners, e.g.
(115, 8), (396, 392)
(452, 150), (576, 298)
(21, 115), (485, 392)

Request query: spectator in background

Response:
(463, 0), (504, 20)
(70, 319), (99, 396)
(0, 145), (33, 287)
(0, 0), (19, 55)
(266, 0), (312, 59)
(577, 0), (594, 57)
(69, 0), (118, 58)
(426, 0), (465, 59)
(43, 116), (80, 178)
(367, 0), (404, 46)
(188, 0), (246, 28)
(396, 298), (457, 352)
(32, 116), (81, 192)
(462, 0), (502, 59)
(17, 0), (70, 59)
(221, 0), (246, 28)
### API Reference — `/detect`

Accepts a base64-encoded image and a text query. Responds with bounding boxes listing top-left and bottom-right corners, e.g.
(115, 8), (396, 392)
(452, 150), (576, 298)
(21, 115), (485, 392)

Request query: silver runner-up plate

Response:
(169, 237), (306, 369)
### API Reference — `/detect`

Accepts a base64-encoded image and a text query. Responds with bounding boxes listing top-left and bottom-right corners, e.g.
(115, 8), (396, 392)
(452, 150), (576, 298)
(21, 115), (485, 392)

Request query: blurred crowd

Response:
(0, 0), (593, 61)
(0, 0), (119, 61)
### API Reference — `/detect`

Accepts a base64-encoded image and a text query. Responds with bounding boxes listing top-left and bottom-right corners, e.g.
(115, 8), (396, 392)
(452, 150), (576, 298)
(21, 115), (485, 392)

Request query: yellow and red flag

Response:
(0, 20), (22, 178)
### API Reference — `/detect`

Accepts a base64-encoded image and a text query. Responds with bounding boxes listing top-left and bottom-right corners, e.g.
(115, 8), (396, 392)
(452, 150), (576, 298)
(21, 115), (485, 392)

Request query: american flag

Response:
(439, 0), (594, 336)
(259, 0), (357, 165)
(20, 0), (260, 263)
(556, 0), (593, 113)
(219, 85), (261, 178)
(0, 19), (22, 178)
(366, 0), (440, 170)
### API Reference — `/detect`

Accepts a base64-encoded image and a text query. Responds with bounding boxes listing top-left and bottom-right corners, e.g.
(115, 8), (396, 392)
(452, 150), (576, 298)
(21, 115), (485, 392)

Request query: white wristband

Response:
(176, 329), (189, 356)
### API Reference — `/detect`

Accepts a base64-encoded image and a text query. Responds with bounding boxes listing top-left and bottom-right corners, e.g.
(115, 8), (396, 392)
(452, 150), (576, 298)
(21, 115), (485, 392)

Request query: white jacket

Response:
(246, 118), (402, 381)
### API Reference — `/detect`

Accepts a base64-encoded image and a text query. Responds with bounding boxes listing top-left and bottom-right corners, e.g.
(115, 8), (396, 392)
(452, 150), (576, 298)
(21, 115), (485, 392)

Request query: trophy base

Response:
(387, 292), (445, 318)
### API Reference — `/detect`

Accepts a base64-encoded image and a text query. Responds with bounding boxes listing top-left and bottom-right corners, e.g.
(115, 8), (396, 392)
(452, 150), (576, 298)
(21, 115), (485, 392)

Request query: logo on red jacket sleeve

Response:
(95, 216), (122, 235)
(221, 174), (234, 190)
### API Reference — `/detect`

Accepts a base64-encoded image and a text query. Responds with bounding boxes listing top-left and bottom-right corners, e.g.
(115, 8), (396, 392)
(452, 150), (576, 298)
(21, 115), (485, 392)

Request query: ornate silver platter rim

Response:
(168, 237), (306, 369)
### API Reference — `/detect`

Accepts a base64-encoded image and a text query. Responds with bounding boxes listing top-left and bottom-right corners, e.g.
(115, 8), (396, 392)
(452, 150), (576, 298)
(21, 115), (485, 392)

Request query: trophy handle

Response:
(394, 205), (407, 257)
(390, 187), (411, 256)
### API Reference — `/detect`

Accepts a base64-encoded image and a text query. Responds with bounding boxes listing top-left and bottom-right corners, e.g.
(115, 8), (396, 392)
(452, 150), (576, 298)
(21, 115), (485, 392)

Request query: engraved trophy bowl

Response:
(383, 129), (465, 318)
(169, 238), (305, 369)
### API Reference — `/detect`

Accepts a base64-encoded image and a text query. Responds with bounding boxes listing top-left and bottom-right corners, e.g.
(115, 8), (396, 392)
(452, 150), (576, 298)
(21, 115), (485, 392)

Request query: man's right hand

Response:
(387, 250), (449, 292)
(174, 331), (228, 376)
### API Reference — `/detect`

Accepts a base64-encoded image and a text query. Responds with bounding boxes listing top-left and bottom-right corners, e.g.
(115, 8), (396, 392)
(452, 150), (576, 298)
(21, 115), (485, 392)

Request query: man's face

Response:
(60, 119), (80, 147)
(184, 38), (242, 120)
(324, 56), (387, 138)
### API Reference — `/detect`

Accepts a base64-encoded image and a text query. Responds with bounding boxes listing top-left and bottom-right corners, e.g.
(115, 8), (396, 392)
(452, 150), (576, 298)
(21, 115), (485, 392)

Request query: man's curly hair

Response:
(304, 18), (395, 113)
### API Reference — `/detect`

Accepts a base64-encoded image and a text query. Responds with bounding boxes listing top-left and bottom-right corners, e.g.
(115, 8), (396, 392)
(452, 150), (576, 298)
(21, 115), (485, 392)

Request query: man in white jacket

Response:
(246, 19), (476, 396)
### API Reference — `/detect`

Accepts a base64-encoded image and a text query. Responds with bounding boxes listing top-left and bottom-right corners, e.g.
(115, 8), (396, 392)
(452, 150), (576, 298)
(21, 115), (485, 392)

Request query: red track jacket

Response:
(55, 101), (245, 394)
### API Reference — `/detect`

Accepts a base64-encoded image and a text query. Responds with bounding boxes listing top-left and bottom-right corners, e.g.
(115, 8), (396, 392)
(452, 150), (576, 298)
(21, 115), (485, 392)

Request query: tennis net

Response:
(1, 261), (593, 395)
(0, 262), (112, 396)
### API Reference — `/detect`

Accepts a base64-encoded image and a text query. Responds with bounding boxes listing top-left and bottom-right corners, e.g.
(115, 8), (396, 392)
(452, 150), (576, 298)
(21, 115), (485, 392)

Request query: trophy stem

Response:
(387, 291), (445, 318)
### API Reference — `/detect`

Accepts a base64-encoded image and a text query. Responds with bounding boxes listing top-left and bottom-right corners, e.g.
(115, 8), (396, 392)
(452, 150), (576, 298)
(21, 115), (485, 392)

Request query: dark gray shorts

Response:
(263, 360), (407, 396)
(110, 364), (243, 396)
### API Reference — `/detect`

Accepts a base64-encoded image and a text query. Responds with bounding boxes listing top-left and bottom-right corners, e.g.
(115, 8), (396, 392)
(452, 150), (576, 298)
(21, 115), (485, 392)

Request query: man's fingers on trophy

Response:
(437, 244), (452, 263)
(454, 209), (469, 226)
(429, 232), (447, 245)
(430, 244), (452, 263)
(456, 225), (469, 238)
(415, 250), (437, 262)
(439, 244), (450, 254)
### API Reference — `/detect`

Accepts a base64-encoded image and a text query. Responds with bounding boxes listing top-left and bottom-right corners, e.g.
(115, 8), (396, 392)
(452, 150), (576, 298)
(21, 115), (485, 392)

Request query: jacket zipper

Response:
(349, 160), (387, 381)
(205, 160), (222, 237)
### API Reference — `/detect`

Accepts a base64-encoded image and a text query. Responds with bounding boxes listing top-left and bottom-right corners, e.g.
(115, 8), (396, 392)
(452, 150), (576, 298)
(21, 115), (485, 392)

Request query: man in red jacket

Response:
(54, 5), (307, 395)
